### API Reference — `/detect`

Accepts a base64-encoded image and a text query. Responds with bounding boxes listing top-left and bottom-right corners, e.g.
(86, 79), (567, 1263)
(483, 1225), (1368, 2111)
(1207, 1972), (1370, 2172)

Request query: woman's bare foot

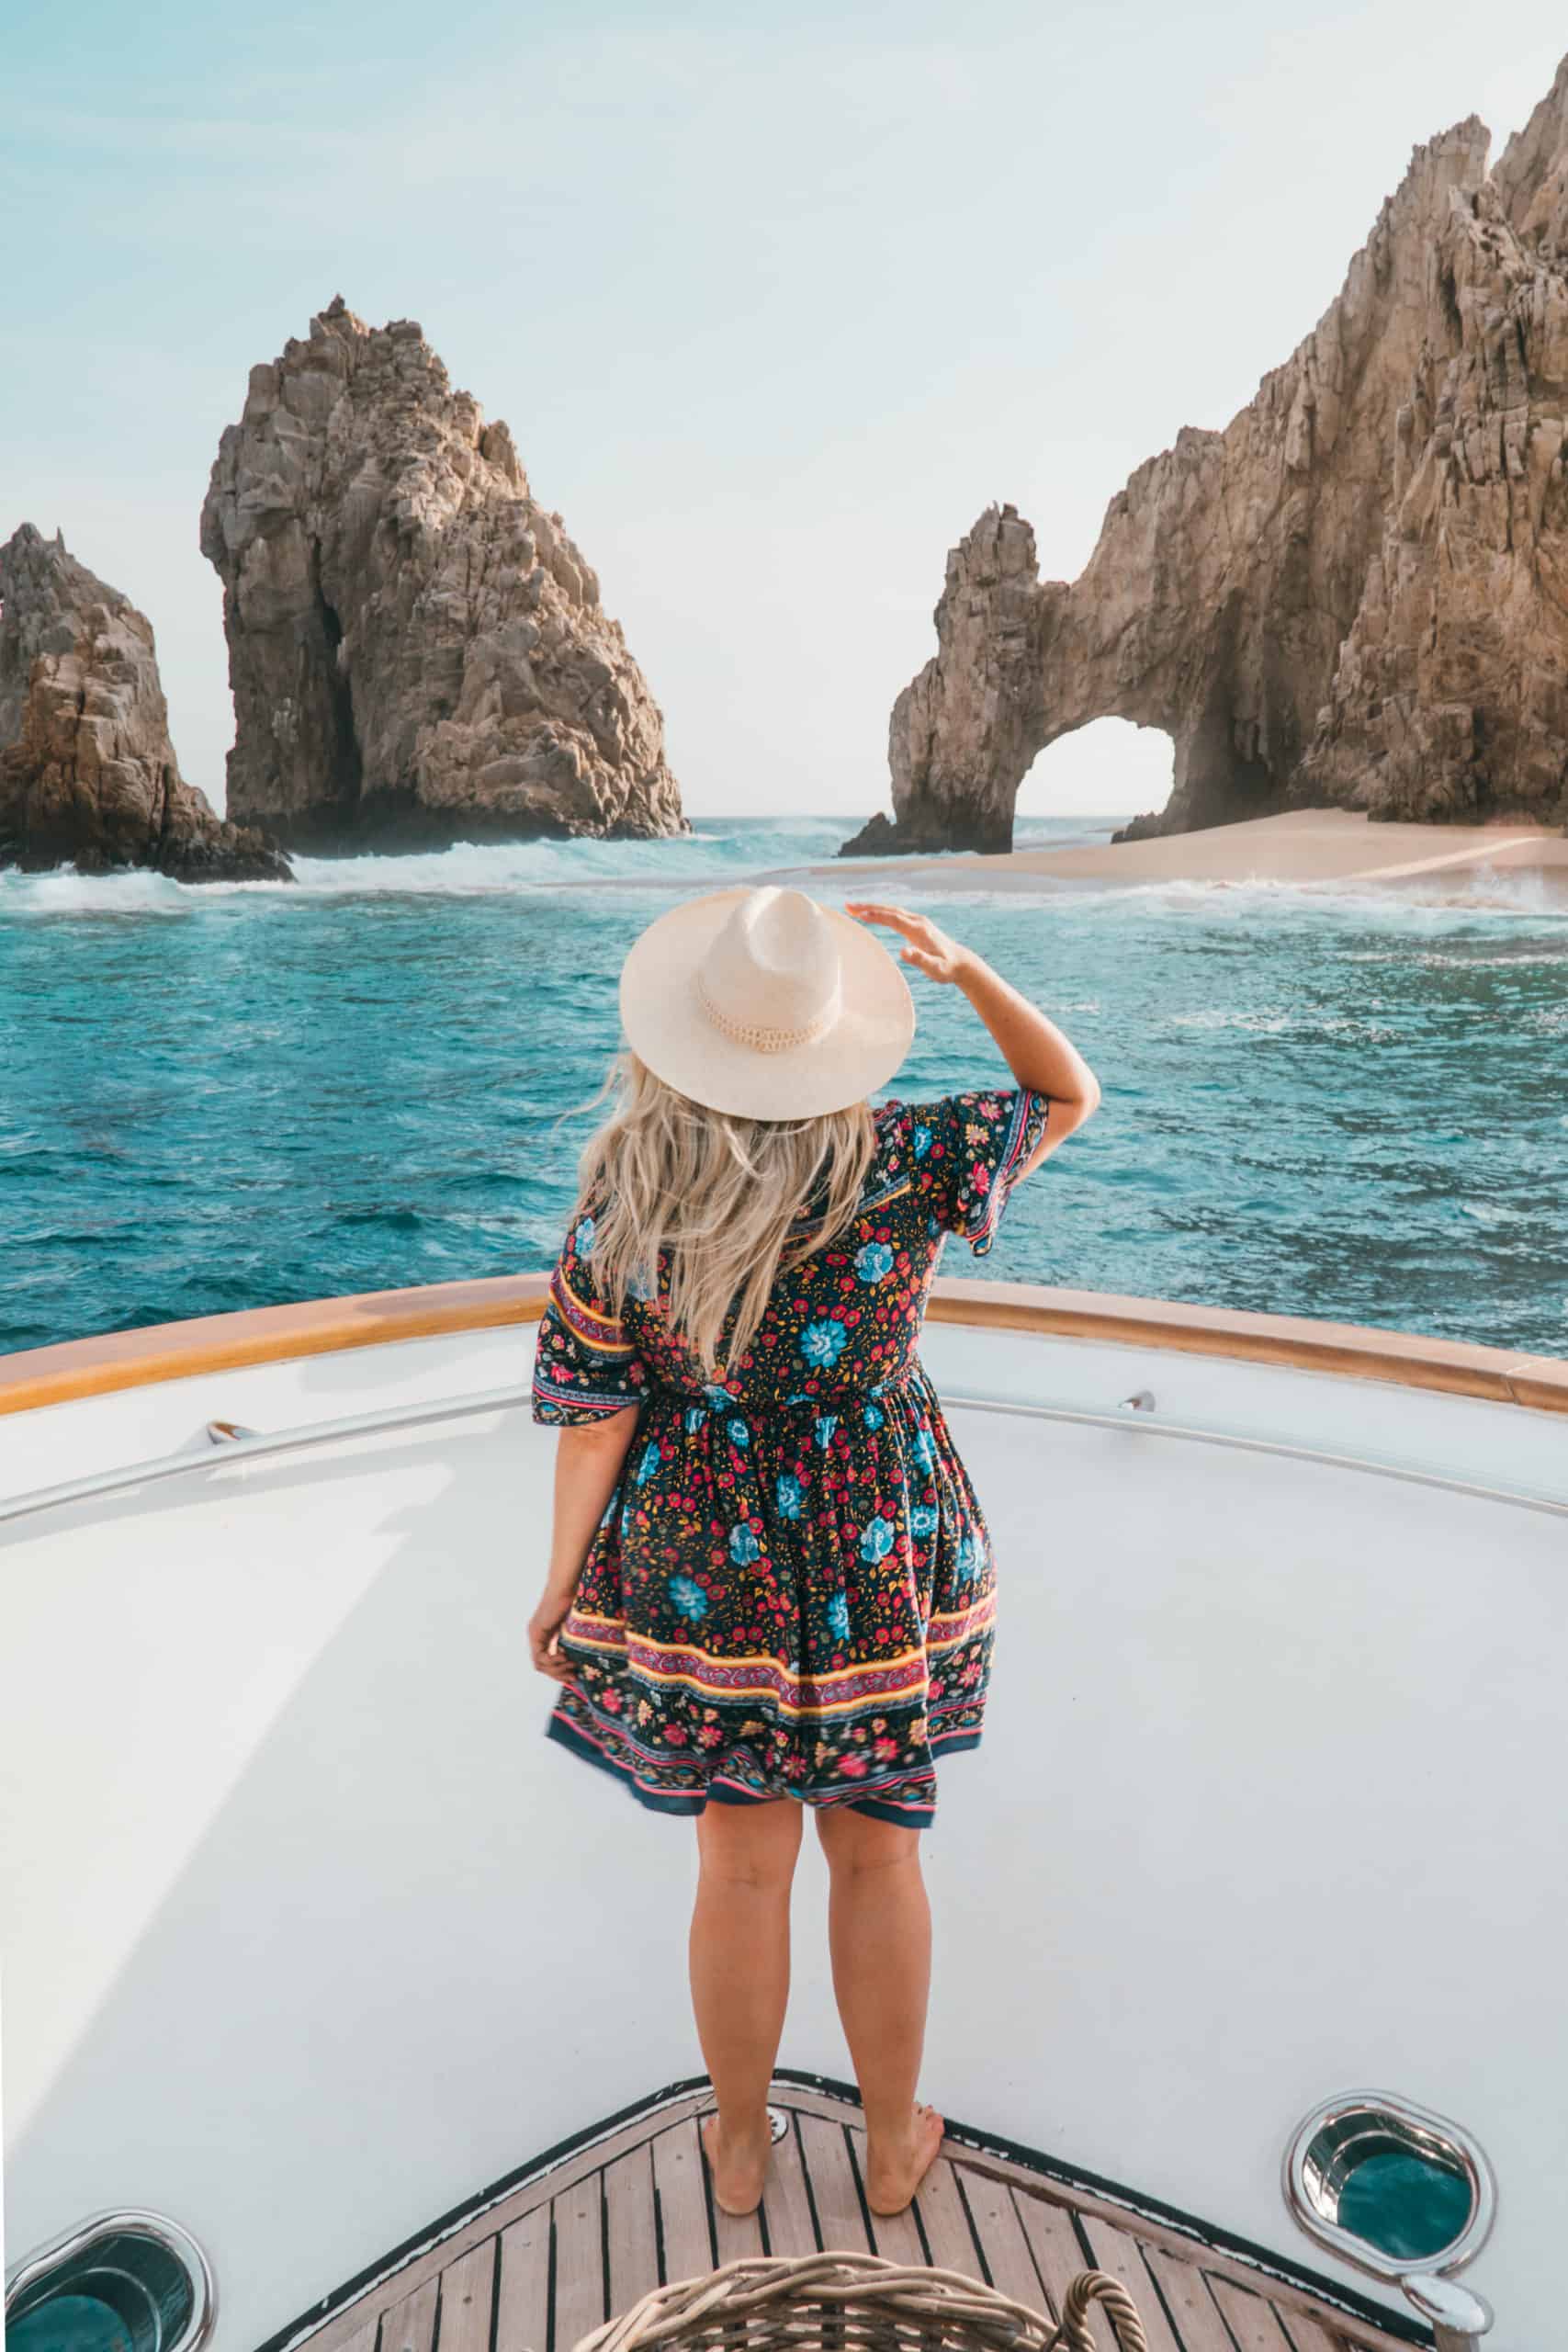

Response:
(701, 2110), (772, 2216)
(864, 2100), (945, 2215)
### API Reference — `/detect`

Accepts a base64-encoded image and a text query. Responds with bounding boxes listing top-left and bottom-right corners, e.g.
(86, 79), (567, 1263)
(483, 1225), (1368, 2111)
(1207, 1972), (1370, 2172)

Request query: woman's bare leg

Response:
(690, 1797), (804, 2214)
(815, 1806), (944, 2214)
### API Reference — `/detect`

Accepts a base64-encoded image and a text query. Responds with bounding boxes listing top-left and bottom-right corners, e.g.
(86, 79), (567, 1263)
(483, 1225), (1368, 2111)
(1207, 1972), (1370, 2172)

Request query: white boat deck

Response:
(6, 1278), (1558, 2350)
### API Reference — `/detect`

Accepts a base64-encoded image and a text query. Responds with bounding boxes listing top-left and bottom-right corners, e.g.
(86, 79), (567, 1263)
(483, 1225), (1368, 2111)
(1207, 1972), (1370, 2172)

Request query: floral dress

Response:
(530, 1085), (1051, 1828)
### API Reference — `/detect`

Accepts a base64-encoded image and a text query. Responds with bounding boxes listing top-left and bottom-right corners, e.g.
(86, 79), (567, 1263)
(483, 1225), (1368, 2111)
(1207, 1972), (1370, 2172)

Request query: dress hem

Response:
(546, 1705), (980, 1829)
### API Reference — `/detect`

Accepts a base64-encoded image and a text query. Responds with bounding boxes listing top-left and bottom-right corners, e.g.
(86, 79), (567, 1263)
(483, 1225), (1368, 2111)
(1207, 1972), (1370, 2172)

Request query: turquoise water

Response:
(3, 812), (1565, 1359)
(6, 2294), (132, 2352)
(1336, 2149), (1474, 2262)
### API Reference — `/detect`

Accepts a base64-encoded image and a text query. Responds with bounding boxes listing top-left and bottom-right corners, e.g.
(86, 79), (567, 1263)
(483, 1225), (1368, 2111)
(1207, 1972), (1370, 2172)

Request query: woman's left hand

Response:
(529, 1584), (580, 1681)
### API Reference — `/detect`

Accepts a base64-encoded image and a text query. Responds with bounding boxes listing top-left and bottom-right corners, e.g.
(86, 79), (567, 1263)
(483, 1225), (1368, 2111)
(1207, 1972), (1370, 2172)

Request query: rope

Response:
(1044, 2272), (1148, 2352)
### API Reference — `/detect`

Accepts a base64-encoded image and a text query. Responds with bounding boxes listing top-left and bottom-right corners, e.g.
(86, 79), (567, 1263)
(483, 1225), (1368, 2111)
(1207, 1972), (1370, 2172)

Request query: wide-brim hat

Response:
(618, 883), (916, 1120)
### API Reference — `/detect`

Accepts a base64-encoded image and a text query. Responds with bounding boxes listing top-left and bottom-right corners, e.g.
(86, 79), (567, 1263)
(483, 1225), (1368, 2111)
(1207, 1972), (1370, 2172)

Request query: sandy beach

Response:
(796, 808), (1568, 894)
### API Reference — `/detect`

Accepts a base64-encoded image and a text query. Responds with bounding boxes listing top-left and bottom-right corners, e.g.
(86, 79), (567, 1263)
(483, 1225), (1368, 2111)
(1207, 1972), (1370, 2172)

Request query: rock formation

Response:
(201, 299), (687, 849)
(0, 525), (291, 882)
(843, 56), (1568, 854)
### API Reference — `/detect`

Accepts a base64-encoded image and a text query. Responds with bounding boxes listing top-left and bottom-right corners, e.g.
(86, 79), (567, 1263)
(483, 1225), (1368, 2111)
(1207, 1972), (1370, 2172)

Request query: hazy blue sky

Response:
(5, 3), (1563, 821)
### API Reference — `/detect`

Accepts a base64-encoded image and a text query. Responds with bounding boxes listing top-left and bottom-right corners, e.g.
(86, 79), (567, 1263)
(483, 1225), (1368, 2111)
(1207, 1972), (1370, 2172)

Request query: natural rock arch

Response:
(843, 59), (1568, 854)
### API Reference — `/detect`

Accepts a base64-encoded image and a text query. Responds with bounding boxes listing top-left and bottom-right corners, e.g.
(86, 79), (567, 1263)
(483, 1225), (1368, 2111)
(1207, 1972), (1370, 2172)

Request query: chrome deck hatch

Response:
(1283, 2092), (1495, 2349)
(5, 2211), (215, 2352)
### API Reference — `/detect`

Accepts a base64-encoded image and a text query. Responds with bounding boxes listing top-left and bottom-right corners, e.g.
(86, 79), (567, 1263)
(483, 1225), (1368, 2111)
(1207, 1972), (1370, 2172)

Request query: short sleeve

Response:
(531, 1207), (651, 1426)
(903, 1087), (1050, 1257)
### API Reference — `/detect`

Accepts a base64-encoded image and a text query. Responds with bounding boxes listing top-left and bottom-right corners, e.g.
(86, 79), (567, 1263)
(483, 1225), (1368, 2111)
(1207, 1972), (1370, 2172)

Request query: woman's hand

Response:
(529, 1581), (581, 1682)
(843, 902), (977, 986)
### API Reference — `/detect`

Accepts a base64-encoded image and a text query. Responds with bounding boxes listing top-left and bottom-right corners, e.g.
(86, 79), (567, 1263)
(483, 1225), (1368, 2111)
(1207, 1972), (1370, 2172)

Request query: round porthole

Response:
(5, 2212), (215, 2352)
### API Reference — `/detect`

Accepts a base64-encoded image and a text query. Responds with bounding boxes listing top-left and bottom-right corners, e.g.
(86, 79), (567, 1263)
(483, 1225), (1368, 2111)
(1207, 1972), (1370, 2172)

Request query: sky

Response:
(4, 1), (1564, 824)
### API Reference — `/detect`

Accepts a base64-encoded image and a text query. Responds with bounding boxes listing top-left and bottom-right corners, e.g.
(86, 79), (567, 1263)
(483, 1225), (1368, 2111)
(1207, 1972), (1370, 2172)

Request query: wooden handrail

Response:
(925, 1279), (1568, 1411)
(2, 1274), (1564, 1418)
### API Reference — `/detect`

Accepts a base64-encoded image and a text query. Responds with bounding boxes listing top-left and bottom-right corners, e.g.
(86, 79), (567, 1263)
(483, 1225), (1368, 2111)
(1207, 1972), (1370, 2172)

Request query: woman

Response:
(526, 883), (1100, 2223)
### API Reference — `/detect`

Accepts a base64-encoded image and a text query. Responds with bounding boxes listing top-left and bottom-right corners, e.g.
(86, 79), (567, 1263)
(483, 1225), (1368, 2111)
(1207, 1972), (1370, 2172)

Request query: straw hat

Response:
(618, 884), (916, 1119)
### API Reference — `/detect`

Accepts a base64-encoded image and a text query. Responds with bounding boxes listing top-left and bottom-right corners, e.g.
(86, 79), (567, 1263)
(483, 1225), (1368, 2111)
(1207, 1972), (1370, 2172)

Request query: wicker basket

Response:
(570, 2249), (1146, 2352)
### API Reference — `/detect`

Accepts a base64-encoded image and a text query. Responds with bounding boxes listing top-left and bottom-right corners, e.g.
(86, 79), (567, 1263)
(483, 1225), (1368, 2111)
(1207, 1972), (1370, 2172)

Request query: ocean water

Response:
(3, 811), (1565, 1360)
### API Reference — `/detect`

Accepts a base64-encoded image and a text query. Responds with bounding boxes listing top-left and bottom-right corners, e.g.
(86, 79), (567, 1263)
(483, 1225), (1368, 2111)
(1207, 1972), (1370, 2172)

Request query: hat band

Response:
(695, 966), (840, 1054)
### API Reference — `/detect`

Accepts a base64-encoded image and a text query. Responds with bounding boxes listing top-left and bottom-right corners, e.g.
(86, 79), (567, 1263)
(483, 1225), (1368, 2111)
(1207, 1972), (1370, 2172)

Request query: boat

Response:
(3, 1271), (1562, 2352)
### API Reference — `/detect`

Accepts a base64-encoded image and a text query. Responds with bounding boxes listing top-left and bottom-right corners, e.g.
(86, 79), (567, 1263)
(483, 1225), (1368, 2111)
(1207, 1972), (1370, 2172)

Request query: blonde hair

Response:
(564, 1050), (879, 1383)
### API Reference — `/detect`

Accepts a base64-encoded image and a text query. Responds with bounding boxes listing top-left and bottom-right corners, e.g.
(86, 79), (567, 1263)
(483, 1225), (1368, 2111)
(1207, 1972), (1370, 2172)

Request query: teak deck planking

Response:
(276, 2085), (1416, 2352)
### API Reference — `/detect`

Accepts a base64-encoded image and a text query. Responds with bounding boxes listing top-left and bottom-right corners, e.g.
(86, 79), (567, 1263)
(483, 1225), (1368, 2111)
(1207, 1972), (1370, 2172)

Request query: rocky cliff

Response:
(201, 299), (687, 849)
(844, 57), (1568, 854)
(0, 525), (290, 882)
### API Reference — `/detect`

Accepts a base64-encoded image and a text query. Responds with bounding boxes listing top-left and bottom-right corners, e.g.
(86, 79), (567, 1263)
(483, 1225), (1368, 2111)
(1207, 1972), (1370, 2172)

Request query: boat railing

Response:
(0, 1385), (528, 1529)
(4, 1379), (1566, 1532)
